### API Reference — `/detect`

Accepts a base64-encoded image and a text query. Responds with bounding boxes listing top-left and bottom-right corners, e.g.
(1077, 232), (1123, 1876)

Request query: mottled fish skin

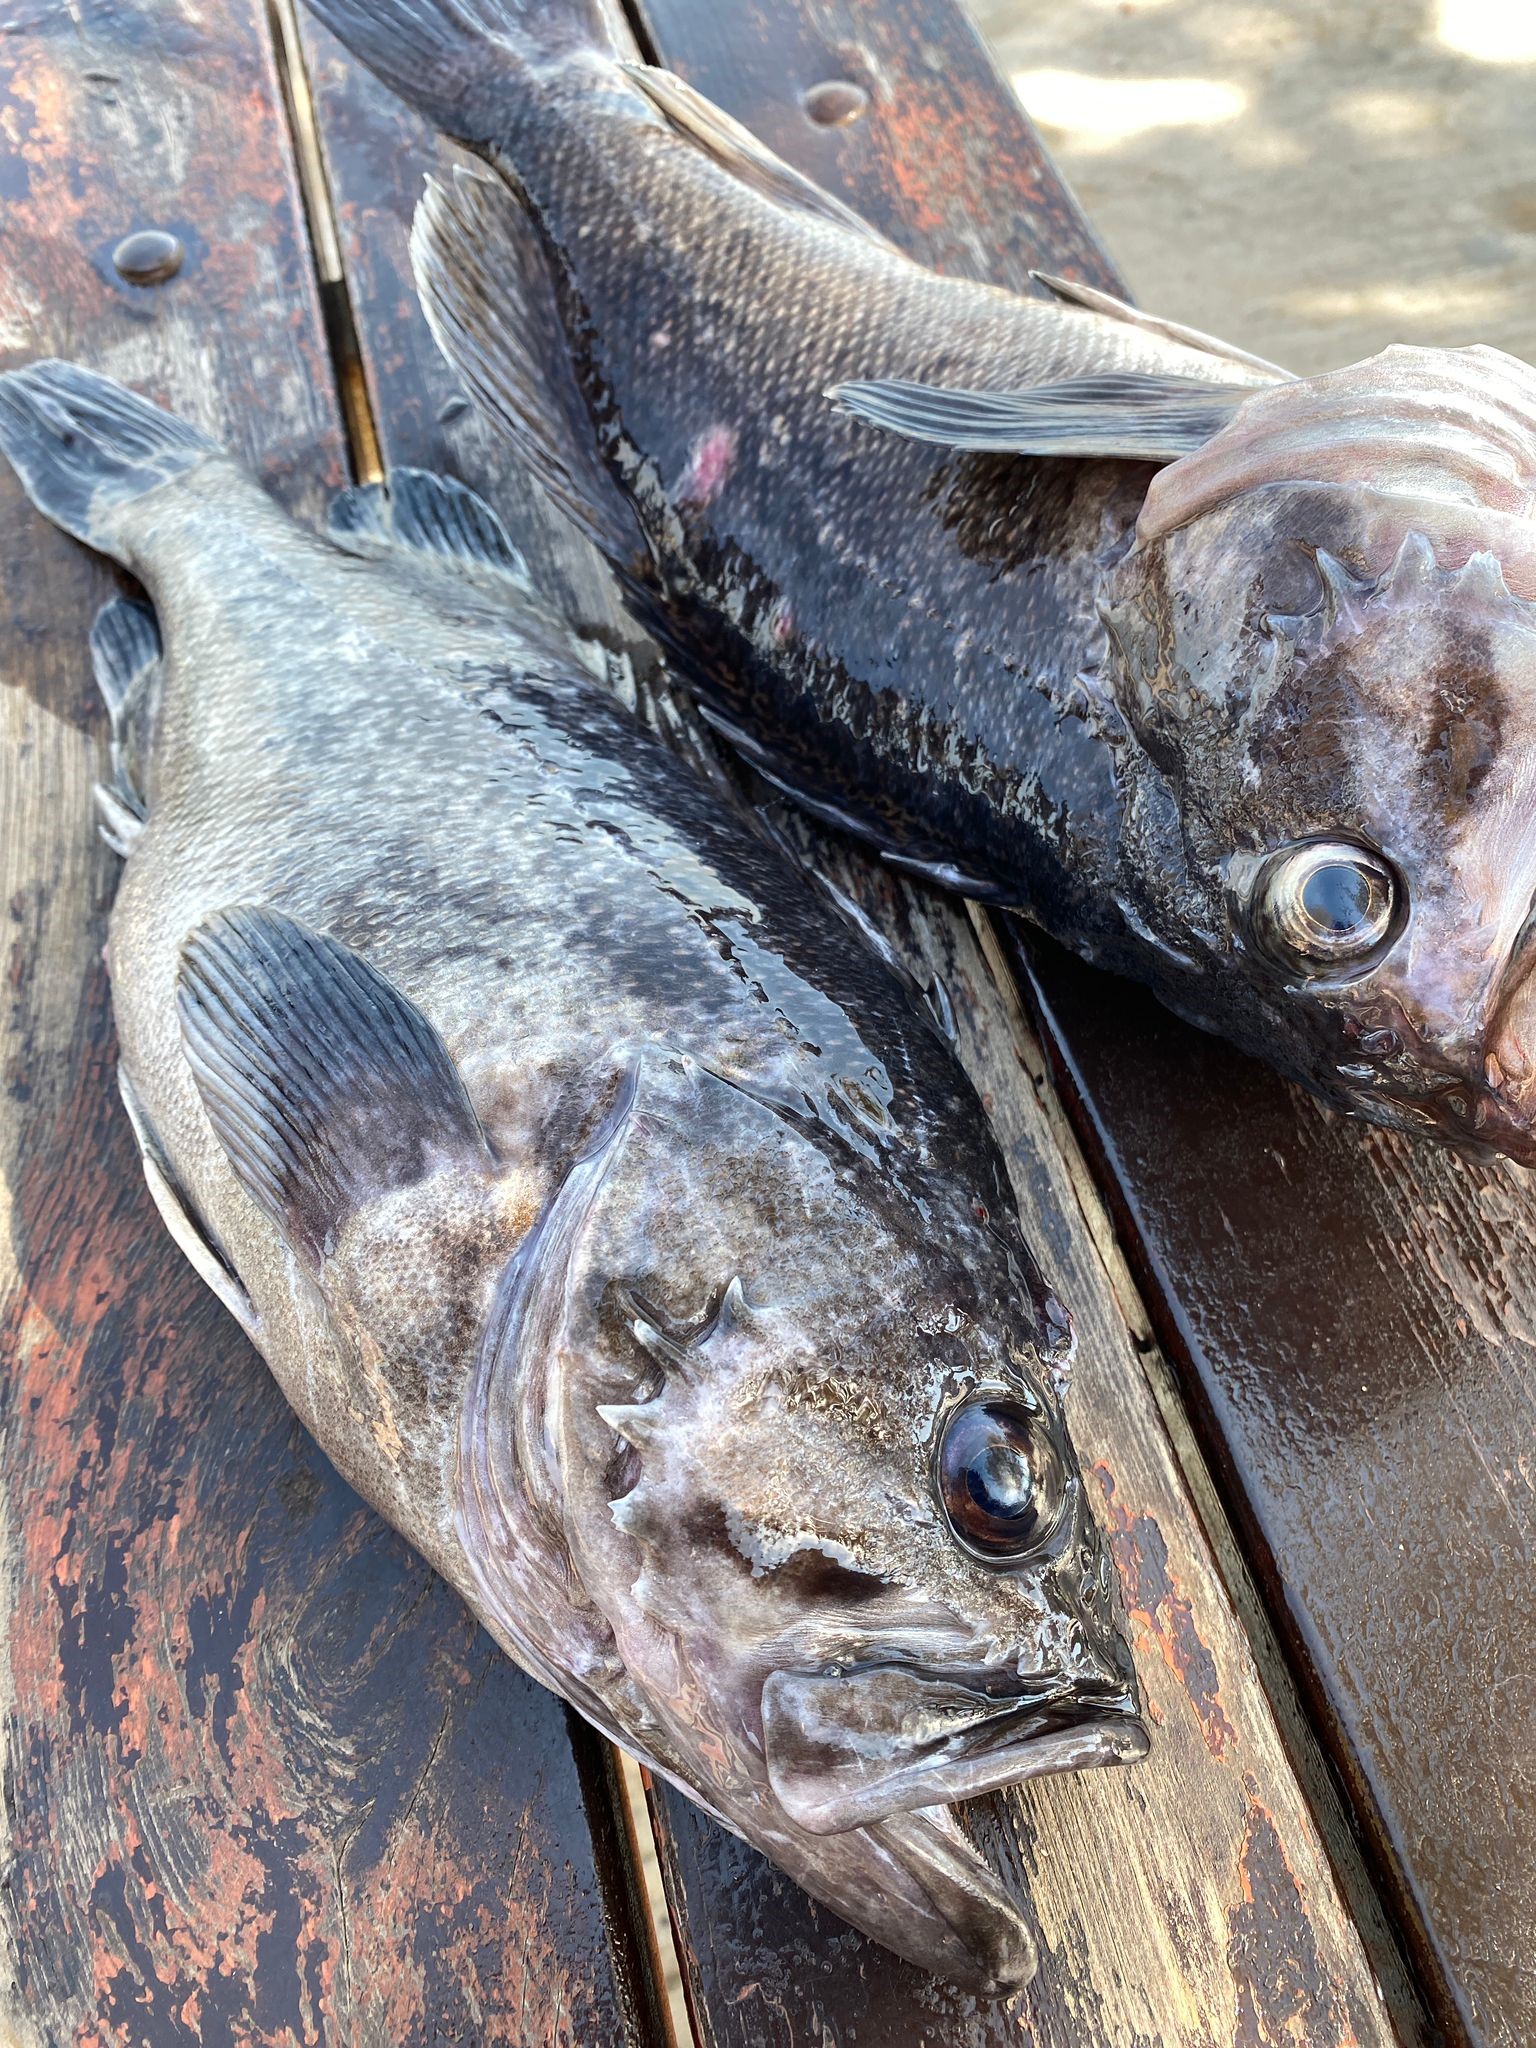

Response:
(307, 0), (1536, 1163)
(0, 361), (1148, 1992)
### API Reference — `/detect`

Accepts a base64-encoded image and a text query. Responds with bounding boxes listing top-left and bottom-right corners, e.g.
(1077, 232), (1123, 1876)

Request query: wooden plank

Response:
(0, 7), (658, 2042)
(298, 3), (1418, 2039)
(1017, 938), (1536, 2048)
(626, 3), (1531, 2044)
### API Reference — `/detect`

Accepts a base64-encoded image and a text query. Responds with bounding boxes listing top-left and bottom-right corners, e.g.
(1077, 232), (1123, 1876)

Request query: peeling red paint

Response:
(1094, 1464), (1238, 1759)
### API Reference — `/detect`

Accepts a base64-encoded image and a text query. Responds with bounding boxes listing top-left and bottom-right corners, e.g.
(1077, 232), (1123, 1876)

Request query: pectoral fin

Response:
(830, 371), (1254, 461)
(178, 906), (489, 1265)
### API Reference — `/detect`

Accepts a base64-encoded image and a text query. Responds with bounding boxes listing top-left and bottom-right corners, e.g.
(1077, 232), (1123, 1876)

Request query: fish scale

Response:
(310, 0), (1536, 1164)
(0, 358), (1148, 1992)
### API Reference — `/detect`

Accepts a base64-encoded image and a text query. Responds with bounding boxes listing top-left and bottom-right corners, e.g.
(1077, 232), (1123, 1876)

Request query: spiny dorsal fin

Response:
(410, 168), (645, 564)
(179, 906), (489, 1265)
(618, 62), (899, 252)
(89, 596), (162, 844)
(1030, 272), (1292, 381)
(328, 467), (529, 603)
(830, 371), (1253, 462)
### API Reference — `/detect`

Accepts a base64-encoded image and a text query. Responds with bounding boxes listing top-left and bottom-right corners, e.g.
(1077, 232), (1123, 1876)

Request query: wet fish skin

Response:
(0, 360), (1147, 1991)
(308, 0), (1536, 1163)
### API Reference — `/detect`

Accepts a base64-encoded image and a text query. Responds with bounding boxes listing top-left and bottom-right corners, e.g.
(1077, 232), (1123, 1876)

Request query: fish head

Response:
(490, 1046), (1145, 1989)
(1098, 343), (1536, 1159)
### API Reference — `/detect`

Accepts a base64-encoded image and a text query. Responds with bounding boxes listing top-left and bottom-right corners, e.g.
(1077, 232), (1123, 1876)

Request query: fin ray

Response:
(328, 467), (530, 602)
(831, 371), (1253, 461)
(1030, 272), (1292, 381)
(179, 907), (489, 1265)
(119, 1066), (256, 1331)
(89, 596), (162, 829)
(410, 168), (644, 563)
(618, 63), (896, 250)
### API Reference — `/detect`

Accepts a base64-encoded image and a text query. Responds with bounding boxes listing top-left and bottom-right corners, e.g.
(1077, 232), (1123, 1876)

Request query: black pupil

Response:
(1300, 861), (1373, 935)
(938, 1401), (1060, 1558)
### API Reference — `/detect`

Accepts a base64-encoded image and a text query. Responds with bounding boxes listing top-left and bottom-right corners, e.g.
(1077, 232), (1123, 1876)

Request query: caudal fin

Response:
(0, 362), (214, 560)
(302, 0), (618, 144)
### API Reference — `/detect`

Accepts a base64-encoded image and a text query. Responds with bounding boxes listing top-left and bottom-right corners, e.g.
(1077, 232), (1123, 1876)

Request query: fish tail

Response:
(302, 0), (619, 144)
(0, 361), (215, 563)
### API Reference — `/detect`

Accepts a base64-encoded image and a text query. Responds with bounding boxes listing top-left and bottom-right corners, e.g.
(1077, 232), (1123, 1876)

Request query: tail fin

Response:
(0, 362), (214, 560)
(302, 0), (617, 143)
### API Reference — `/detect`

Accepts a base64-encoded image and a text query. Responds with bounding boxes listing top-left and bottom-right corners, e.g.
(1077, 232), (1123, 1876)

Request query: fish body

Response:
(309, 0), (1536, 1162)
(0, 361), (1146, 1991)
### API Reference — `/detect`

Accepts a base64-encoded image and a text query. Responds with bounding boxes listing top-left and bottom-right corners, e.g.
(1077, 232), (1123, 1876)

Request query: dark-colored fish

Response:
(308, 0), (1536, 1164)
(0, 360), (1148, 1991)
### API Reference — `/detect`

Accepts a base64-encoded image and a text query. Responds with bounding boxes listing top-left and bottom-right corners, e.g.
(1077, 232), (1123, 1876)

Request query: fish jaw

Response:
(760, 1661), (1148, 1836)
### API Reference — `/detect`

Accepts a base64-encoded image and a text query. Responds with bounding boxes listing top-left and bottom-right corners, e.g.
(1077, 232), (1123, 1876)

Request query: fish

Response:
(0, 360), (1149, 1992)
(306, 0), (1536, 1165)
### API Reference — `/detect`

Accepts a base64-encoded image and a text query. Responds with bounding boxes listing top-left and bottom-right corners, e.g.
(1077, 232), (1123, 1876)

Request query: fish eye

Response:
(936, 1399), (1067, 1562)
(1250, 839), (1401, 978)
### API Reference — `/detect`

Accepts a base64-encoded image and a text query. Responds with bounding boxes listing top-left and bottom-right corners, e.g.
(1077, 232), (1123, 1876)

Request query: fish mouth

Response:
(762, 1661), (1148, 1835)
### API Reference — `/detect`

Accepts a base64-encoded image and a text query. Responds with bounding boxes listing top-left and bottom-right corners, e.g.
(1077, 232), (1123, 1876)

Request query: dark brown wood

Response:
(0, 7), (656, 2042)
(298, 1), (1420, 2039)
(623, 3), (1532, 2044)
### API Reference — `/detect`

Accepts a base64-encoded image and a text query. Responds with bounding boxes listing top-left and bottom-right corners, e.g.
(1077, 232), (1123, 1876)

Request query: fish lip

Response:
(866, 1803), (1038, 1994)
(762, 1661), (1148, 1836)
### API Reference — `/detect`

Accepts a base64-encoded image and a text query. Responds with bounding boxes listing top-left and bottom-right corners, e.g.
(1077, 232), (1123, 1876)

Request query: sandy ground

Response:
(964, 0), (1536, 375)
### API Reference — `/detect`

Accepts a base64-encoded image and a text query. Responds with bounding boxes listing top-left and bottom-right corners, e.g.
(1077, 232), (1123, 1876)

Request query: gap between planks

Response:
(265, 7), (699, 2043)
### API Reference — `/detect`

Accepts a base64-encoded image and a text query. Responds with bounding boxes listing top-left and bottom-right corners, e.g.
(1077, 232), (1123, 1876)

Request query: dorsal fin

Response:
(328, 467), (529, 603)
(1029, 272), (1292, 381)
(830, 371), (1253, 461)
(618, 62), (899, 252)
(179, 906), (490, 1265)
(89, 595), (162, 849)
(410, 168), (645, 564)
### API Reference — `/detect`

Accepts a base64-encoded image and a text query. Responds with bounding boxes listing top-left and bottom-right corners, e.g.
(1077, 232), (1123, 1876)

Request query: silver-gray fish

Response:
(0, 360), (1148, 1991)
(309, 0), (1536, 1164)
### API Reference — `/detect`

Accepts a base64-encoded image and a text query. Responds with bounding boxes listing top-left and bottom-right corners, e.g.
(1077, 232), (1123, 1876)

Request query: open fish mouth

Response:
(759, 1664), (1146, 1991)
(762, 1661), (1148, 1833)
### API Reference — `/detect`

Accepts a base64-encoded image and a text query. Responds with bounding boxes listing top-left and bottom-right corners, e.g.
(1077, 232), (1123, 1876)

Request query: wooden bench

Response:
(0, 2), (1525, 2041)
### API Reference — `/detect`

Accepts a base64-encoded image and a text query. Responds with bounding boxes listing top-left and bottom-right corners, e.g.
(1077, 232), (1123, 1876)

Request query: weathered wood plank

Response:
(0, 7), (655, 2042)
(629, 2), (1530, 2043)
(1019, 935), (1536, 2048)
(300, 1), (1416, 2038)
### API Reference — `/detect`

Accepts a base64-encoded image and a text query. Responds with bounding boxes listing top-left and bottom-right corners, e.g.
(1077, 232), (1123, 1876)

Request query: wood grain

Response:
(0, 6), (654, 2042)
(299, 0), (1418, 2038)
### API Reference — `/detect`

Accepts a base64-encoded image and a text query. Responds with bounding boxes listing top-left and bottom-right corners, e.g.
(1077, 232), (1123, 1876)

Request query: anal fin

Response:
(410, 167), (646, 566)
